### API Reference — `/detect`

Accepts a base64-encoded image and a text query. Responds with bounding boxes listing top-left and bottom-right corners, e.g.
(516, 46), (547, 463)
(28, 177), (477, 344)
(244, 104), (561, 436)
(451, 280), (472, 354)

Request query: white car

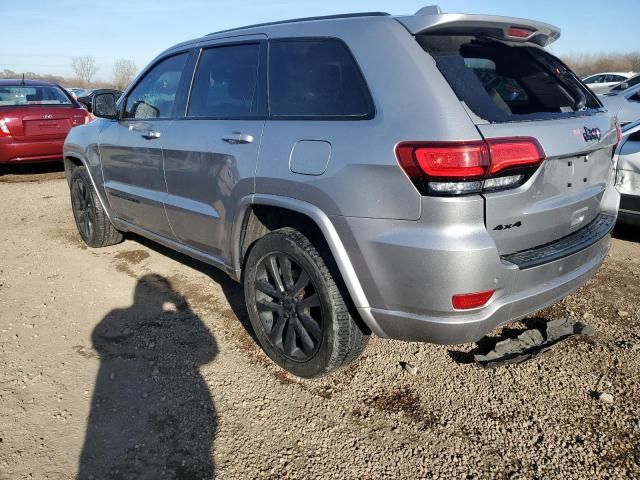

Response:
(615, 120), (640, 225)
(582, 72), (635, 94)
(600, 83), (640, 127)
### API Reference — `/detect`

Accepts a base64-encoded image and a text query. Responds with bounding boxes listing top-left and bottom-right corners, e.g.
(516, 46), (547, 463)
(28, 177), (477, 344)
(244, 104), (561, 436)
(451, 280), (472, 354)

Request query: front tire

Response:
(69, 166), (123, 248)
(244, 227), (369, 378)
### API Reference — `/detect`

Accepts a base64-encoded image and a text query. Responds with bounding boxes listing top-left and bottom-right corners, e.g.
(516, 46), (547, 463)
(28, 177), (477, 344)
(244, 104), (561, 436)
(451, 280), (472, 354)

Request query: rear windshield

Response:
(0, 86), (73, 106)
(417, 35), (601, 123)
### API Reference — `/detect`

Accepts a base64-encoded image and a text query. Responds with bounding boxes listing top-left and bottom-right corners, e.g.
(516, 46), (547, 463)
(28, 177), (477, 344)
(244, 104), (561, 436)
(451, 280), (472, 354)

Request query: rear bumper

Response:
(332, 197), (615, 344)
(0, 137), (64, 163)
(359, 233), (610, 344)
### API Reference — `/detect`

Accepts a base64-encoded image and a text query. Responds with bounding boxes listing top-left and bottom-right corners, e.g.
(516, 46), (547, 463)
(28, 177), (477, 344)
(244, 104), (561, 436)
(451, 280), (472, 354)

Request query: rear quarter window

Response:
(268, 38), (374, 119)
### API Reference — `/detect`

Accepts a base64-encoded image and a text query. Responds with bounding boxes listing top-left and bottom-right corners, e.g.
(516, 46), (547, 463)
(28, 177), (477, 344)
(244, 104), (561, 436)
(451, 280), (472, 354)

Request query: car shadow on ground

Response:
(612, 222), (640, 243)
(78, 273), (218, 479)
(0, 161), (65, 183)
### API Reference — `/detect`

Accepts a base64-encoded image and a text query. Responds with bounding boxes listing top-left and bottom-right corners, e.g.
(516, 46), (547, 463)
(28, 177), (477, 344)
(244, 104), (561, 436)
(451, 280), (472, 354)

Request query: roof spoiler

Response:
(395, 5), (561, 47)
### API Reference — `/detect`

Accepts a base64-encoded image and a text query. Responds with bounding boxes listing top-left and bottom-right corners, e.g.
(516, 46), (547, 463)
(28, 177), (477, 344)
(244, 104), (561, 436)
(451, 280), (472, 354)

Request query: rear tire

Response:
(69, 166), (123, 248)
(244, 227), (369, 378)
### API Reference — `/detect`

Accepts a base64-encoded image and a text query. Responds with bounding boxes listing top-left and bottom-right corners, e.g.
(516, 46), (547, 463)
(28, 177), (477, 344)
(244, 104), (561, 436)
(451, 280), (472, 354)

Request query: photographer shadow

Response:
(78, 274), (217, 480)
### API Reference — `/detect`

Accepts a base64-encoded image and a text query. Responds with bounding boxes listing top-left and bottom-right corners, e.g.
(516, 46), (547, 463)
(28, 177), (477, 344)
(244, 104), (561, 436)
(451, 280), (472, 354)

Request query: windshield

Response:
(417, 35), (601, 123)
(0, 86), (73, 106)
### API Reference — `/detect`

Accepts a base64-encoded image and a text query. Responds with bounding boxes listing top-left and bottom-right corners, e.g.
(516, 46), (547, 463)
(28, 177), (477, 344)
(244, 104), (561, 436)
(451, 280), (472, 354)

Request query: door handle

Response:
(141, 130), (161, 140)
(222, 132), (254, 144)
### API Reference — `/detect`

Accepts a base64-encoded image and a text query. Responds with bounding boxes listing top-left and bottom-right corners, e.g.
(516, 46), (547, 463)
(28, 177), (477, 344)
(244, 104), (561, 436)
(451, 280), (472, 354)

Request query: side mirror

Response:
(92, 92), (118, 119)
(619, 82), (629, 91)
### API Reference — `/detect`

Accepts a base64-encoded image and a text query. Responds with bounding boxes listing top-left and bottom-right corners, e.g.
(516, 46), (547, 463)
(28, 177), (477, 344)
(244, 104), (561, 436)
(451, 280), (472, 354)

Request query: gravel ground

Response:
(0, 166), (639, 479)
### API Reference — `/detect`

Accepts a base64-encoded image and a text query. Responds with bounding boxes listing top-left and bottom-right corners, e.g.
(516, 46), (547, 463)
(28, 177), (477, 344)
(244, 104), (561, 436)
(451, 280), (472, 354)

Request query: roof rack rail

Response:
(206, 11), (390, 36)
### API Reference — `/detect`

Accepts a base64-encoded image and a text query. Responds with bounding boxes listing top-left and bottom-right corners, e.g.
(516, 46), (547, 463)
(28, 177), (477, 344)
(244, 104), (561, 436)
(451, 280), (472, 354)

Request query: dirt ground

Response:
(0, 165), (639, 480)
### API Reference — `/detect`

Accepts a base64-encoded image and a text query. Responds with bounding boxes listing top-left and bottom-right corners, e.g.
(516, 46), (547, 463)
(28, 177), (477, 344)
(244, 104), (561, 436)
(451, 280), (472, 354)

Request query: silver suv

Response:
(64, 6), (620, 377)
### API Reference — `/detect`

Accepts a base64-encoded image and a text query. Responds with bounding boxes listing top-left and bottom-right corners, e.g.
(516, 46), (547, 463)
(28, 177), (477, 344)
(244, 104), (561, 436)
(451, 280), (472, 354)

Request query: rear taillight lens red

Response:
(396, 137), (545, 196)
(452, 290), (495, 310)
(486, 138), (544, 175)
(413, 142), (488, 178)
(0, 119), (10, 137)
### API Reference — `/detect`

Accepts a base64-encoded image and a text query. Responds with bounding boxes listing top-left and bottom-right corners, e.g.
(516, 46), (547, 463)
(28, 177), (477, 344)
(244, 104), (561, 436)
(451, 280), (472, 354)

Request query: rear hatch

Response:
(407, 13), (617, 255)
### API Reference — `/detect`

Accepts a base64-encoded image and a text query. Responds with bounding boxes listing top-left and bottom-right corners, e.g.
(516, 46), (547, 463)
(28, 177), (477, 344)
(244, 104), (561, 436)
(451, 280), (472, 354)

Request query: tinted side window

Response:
(269, 39), (373, 118)
(124, 53), (188, 119)
(187, 44), (261, 118)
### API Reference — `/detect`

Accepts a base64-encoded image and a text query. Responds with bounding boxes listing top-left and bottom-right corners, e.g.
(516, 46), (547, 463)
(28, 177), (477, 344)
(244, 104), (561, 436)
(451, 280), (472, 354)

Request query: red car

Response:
(0, 79), (91, 164)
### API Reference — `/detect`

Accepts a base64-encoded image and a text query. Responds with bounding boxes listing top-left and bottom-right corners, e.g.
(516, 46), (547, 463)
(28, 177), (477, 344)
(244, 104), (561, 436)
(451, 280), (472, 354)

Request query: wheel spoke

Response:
(292, 270), (310, 296)
(284, 320), (297, 356)
(269, 314), (288, 345)
(256, 299), (284, 315)
(256, 279), (283, 299)
(297, 312), (322, 340)
(279, 255), (295, 291)
(297, 293), (320, 310)
(266, 256), (285, 293)
(293, 317), (315, 354)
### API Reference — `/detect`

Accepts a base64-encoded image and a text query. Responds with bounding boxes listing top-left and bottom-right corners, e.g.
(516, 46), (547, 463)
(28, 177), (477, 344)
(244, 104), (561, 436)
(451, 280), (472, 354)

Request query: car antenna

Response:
(21, 73), (25, 86)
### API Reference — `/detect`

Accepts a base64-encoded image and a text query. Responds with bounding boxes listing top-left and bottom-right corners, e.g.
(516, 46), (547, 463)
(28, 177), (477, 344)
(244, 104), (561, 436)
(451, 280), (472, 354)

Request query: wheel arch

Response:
(63, 152), (117, 226)
(232, 195), (370, 312)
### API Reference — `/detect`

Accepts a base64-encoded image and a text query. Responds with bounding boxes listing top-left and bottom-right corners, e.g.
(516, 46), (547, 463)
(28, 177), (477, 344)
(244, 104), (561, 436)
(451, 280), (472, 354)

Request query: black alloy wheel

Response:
(254, 253), (323, 361)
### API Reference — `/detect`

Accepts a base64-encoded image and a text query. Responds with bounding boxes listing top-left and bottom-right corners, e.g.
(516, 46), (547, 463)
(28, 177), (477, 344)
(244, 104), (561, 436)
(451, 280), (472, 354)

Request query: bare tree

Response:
(562, 51), (640, 78)
(112, 58), (138, 91)
(71, 56), (99, 87)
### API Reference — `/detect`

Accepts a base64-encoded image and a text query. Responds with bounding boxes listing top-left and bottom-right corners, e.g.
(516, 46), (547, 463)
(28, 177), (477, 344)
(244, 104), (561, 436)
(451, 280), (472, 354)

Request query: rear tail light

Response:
(0, 119), (10, 137)
(452, 290), (495, 310)
(396, 137), (545, 196)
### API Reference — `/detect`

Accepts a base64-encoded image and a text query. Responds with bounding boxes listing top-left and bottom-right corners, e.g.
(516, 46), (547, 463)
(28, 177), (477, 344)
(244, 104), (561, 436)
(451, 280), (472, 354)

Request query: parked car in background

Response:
(64, 7), (619, 377)
(582, 72), (635, 94)
(600, 83), (640, 126)
(76, 89), (122, 112)
(608, 73), (640, 94)
(0, 80), (91, 164)
(615, 120), (640, 225)
(66, 87), (89, 99)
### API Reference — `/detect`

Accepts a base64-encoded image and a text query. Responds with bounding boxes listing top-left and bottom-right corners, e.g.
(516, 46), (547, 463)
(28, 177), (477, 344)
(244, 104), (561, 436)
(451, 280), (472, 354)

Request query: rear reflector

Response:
(396, 137), (545, 196)
(452, 290), (495, 310)
(507, 26), (535, 39)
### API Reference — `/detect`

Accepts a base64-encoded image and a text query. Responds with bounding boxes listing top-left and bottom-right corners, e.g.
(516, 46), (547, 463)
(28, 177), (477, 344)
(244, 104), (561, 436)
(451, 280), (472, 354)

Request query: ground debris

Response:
(473, 318), (593, 368)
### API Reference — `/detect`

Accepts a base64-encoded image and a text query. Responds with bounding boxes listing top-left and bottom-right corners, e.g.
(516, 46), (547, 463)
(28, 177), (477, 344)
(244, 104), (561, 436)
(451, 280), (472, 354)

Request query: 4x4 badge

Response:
(582, 126), (601, 142)
(493, 221), (522, 231)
